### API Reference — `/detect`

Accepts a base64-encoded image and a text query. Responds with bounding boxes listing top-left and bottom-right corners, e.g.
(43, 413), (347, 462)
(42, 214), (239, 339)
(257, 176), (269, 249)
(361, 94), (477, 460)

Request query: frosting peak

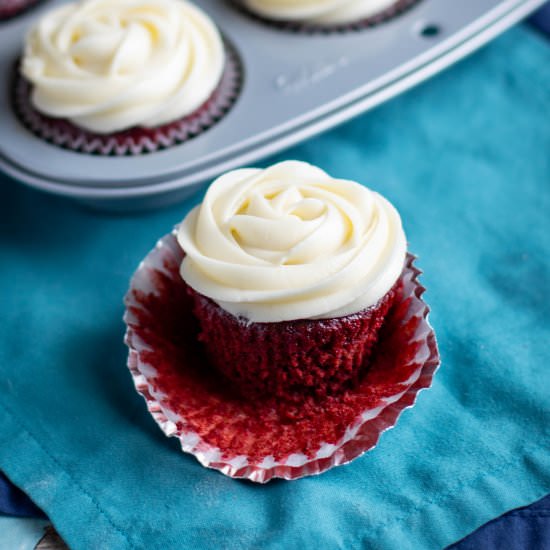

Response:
(178, 161), (406, 323)
(21, 0), (224, 133)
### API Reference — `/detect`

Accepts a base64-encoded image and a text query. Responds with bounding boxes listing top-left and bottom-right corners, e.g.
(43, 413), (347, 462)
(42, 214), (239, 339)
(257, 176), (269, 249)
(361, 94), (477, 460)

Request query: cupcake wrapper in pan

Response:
(123, 232), (440, 483)
(0, 0), (40, 20)
(233, 0), (422, 34)
(13, 42), (242, 156)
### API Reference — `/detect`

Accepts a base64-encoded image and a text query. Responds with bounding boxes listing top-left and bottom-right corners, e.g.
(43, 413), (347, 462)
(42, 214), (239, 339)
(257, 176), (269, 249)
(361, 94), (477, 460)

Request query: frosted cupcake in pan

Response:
(177, 160), (407, 402)
(238, 0), (419, 29)
(0, 0), (41, 20)
(15, 0), (241, 154)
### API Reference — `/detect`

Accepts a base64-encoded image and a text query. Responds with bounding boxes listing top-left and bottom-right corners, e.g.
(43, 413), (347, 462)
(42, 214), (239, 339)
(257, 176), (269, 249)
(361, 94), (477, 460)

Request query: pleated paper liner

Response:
(123, 231), (440, 482)
(0, 0), (42, 21)
(232, 0), (422, 35)
(12, 41), (243, 156)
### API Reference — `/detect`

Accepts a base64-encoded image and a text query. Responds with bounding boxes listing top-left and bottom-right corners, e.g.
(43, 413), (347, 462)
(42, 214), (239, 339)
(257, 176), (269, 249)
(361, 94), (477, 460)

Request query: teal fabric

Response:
(1, 24), (549, 550)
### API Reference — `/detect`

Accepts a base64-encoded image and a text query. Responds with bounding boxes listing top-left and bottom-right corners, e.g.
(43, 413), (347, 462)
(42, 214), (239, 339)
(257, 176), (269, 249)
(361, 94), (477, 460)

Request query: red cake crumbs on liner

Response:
(187, 284), (396, 402)
(127, 248), (429, 463)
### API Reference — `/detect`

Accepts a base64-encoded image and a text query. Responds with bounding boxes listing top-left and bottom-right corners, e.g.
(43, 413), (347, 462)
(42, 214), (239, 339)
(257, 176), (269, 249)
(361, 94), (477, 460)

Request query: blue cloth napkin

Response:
(531, 1), (550, 35)
(2, 470), (548, 549)
(0, 24), (549, 550)
(0, 472), (45, 518)
(450, 495), (550, 549)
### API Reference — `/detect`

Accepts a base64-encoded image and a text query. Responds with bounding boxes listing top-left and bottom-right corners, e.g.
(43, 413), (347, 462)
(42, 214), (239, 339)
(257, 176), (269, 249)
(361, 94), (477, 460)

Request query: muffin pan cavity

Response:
(0, 0), (546, 210)
(12, 41), (243, 156)
(231, 0), (423, 34)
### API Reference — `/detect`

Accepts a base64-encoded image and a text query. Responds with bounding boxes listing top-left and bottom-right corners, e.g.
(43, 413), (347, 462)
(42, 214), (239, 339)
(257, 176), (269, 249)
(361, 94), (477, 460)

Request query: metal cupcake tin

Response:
(0, 0), (545, 210)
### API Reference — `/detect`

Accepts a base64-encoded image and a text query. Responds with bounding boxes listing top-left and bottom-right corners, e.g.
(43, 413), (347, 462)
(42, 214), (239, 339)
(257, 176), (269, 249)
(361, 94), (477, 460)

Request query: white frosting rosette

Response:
(241, 0), (398, 24)
(177, 161), (407, 323)
(21, 0), (225, 133)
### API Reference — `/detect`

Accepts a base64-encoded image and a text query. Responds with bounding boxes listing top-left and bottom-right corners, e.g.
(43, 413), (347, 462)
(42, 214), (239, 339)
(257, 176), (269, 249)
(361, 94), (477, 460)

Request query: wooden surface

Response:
(36, 526), (69, 550)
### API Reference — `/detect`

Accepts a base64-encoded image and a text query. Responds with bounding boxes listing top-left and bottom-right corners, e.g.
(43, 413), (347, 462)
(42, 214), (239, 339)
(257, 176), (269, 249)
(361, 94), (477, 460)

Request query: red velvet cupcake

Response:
(177, 161), (407, 402)
(187, 284), (396, 401)
(0, 0), (41, 20)
(236, 0), (421, 33)
(16, 0), (240, 155)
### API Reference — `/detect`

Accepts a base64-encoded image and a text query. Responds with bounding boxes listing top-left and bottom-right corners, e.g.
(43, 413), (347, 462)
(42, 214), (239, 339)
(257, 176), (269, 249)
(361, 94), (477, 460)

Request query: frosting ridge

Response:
(178, 161), (406, 323)
(21, 0), (224, 133)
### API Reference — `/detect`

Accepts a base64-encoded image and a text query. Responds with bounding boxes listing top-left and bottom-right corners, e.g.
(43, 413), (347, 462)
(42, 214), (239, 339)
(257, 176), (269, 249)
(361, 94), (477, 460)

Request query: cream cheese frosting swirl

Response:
(241, 0), (397, 24)
(178, 161), (406, 323)
(21, 0), (224, 133)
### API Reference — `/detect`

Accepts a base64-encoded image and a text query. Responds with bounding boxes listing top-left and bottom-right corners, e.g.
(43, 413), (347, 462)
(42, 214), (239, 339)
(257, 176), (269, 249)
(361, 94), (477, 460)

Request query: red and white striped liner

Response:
(123, 231), (440, 483)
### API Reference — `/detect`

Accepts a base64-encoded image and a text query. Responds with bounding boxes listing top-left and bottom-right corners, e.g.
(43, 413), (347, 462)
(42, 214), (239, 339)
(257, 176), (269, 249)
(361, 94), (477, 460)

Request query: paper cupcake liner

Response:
(0, 0), (41, 20)
(233, 0), (422, 34)
(123, 231), (440, 483)
(12, 42), (243, 156)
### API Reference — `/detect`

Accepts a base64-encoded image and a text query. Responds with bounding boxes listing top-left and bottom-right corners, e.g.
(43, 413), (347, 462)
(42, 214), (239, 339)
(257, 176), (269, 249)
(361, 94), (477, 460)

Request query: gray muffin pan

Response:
(0, 0), (546, 210)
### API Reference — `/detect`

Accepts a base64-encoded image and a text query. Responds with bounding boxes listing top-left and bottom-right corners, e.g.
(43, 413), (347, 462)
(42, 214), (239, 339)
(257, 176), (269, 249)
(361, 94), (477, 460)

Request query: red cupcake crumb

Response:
(187, 283), (397, 403)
